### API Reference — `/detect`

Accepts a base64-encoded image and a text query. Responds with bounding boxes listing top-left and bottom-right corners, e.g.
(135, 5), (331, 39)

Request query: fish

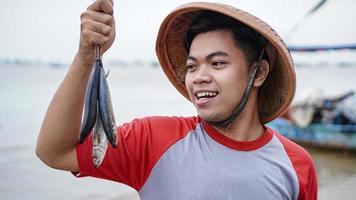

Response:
(98, 63), (118, 148)
(78, 45), (118, 168)
(78, 59), (101, 143)
(93, 111), (108, 168)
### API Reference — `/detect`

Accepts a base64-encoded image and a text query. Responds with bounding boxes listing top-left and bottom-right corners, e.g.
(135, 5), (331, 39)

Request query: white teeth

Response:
(197, 92), (205, 98)
(196, 91), (217, 98)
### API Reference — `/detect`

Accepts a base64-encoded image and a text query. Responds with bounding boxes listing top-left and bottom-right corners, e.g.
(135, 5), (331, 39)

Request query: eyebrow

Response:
(187, 51), (228, 62)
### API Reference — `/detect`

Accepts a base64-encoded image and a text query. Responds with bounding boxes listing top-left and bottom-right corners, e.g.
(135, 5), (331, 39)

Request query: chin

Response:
(198, 110), (222, 122)
(198, 106), (237, 123)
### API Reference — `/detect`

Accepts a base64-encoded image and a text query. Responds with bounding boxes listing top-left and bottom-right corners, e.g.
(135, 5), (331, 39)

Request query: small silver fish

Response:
(98, 65), (117, 148)
(93, 111), (108, 168)
(78, 45), (118, 167)
(79, 59), (100, 143)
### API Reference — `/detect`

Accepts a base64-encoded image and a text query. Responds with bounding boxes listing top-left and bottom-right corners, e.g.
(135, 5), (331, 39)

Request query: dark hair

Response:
(184, 10), (268, 67)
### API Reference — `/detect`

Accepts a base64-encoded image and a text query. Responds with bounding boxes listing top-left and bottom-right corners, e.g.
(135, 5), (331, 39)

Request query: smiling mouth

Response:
(195, 91), (218, 100)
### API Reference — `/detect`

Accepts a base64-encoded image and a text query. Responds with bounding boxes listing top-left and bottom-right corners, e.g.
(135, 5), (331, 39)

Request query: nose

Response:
(192, 65), (212, 84)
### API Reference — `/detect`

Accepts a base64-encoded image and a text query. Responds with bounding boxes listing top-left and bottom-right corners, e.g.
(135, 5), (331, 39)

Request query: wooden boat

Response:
(267, 118), (356, 150)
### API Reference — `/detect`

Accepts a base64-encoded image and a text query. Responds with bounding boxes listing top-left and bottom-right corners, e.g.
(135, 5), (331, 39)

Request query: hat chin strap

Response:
(206, 49), (265, 128)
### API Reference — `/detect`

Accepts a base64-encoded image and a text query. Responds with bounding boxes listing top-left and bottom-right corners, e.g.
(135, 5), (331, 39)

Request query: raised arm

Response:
(36, 0), (115, 172)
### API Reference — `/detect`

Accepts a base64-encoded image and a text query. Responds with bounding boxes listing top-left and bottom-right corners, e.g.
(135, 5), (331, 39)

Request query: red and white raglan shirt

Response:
(74, 116), (318, 200)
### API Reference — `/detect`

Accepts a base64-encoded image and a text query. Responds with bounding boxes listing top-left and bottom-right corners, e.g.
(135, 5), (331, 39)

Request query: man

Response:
(36, 1), (317, 199)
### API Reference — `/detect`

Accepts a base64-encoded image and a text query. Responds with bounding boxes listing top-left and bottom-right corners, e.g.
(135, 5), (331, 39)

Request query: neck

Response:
(212, 91), (265, 142)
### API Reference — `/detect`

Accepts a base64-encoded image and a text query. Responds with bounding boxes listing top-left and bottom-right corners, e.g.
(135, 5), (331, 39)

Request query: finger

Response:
(82, 29), (110, 47)
(110, 17), (116, 31)
(82, 19), (112, 36)
(81, 10), (113, 26)
(87, 0), (113, 15)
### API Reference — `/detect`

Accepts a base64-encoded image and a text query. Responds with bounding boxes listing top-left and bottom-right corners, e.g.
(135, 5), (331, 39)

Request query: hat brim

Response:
(156, 2), (296, 124)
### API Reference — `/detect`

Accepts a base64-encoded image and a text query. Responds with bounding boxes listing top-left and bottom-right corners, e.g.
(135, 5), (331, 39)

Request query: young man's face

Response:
(185, 30), (250, 122)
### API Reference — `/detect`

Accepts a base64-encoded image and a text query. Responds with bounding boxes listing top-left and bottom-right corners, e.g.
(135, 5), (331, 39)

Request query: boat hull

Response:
(267, 118), (356, 150)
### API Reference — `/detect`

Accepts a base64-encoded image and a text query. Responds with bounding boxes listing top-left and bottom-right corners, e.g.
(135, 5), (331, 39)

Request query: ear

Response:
(253, 59), (269, 87)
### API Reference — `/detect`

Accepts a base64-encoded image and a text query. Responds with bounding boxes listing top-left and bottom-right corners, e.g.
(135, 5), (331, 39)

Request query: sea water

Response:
(0, 63), (356, 199)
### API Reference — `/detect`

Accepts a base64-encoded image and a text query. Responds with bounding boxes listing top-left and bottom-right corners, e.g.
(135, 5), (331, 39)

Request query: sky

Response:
(0, 0), (355, 63)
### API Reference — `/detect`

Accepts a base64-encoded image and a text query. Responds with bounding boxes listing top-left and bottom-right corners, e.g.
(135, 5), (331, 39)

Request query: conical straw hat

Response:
(156, 2), (296, 123)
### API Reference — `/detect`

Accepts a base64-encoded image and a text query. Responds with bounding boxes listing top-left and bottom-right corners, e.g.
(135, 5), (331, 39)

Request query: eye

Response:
(211, 61), (227, 68)
(186, 64), (197, 72)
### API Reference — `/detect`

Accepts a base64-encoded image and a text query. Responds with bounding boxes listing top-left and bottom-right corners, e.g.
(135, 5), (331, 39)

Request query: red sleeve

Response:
(274, 132), (318, 200)
(74, 116), (198, 191)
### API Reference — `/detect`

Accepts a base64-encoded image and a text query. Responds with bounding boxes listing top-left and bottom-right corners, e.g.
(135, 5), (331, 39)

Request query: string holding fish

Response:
(94, 45), (99, 60)
(78, 45), (118, 168)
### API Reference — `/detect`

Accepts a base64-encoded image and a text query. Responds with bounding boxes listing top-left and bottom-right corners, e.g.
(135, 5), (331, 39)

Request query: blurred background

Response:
(0, 0), (355, 199)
